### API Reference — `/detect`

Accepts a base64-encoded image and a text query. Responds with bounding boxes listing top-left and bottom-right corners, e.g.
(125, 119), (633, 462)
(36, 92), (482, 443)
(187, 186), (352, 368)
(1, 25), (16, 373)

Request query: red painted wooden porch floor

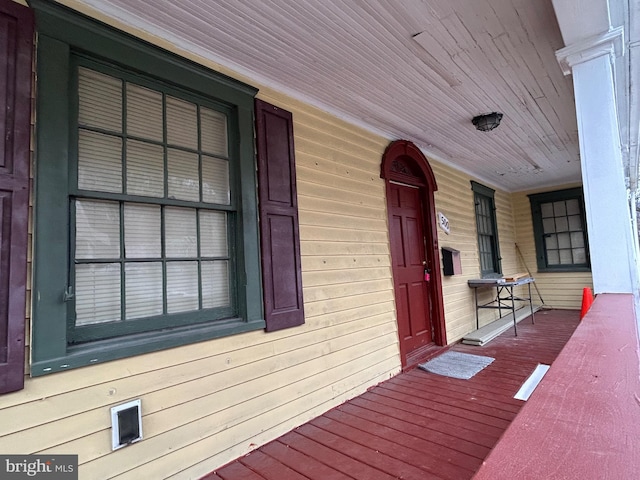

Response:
(203, 309), (580, 480)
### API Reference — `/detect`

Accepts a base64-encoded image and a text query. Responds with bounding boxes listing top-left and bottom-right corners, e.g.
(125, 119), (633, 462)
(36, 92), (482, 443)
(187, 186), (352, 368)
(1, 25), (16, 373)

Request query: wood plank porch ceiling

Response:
(204, 309), (580, 480)
(76, 0), (579, 192)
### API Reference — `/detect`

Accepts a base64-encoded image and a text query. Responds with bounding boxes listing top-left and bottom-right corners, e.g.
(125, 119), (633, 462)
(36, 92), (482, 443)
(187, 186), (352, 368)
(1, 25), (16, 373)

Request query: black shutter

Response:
(0, 0), (33, 394)
(255, 99), (304, 331)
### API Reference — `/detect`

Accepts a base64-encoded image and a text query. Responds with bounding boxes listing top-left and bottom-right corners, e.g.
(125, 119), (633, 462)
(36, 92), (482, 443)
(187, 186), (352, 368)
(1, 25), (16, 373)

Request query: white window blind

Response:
(200, 211), (227, 257)
(167, 261), (199, 313)
(75, 200), (120, 259)
(165, 207), (197, 257)
(126, 83), (163, 141)
(125, 262), (163, 319)
(201, 107), (228, 156)
(126, 140), (164, 197)
(78, 130), (122, 193)
(75, 263), (121, 325)
(168, 148), (199, 201)
(78, 67), (122, 131)
(124, 204), (161, 258)
(166, 96), (198, 149)
(202, 155), (230, 204)
(202, 261), (229, 308)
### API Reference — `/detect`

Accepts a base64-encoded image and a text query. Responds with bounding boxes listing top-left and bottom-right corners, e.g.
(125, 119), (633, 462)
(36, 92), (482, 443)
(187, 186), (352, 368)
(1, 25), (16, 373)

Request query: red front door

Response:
(388, 182), (434, 361)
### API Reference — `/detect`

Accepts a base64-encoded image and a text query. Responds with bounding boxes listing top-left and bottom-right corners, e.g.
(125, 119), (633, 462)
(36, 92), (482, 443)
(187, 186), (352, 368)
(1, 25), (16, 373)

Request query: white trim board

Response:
(461, 305), (542, 346)
(514, 364), (550, 401)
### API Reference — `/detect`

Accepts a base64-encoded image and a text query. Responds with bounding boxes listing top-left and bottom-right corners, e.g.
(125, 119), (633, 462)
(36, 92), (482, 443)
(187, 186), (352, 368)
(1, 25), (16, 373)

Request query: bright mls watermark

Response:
(0, 455), (77, 479)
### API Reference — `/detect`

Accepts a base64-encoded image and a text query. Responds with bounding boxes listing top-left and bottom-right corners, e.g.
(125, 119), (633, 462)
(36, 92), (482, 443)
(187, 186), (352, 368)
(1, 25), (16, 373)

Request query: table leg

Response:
(474, 288), (479, 329)
(529, 282), (535, 324)
(511, 285), (517, 336)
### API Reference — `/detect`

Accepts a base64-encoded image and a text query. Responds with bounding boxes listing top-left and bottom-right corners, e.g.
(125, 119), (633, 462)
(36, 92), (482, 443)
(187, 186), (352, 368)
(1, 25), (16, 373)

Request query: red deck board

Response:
(404, 371), (524, 405)
(215, 462), (266, 480)
(239, 451), (308, 480)
(337, 400), (493, 458)
(310, 414), (471, 480)
(392, 375), (522, 413)
(204, 310), (580, 480)
(367, 386), (514, 428)
(380, 372), (516, 421)
(279, 431), (396, 480)
(357, 390), (506, 438)
(322, 408), (480, 478)
(296, 423), (443, 480)
(201, 473), (224, 480)
(259, 441), (353, 480)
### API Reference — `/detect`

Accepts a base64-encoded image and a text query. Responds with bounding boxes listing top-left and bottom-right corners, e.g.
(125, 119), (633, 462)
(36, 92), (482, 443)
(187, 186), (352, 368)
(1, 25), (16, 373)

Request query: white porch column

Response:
(557, 29), (638, 294)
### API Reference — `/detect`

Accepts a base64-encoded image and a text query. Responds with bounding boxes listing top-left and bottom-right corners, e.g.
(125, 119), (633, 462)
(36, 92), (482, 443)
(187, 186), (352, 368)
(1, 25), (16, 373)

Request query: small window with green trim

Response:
(529, 188), (590, 272)
(471, 181), (502, 278)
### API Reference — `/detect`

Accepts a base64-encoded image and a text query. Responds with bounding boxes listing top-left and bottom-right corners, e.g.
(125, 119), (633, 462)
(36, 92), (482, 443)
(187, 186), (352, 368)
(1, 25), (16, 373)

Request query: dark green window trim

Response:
(30, 0), (264, 376)
(471, 181), (502, 278)
(528, 187), (591, 273)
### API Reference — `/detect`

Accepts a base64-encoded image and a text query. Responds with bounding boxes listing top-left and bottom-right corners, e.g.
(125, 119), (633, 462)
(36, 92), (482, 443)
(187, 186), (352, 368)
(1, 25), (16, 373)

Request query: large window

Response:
(529, 188), (590, 272)
(31, 1), (263, 375)
(71, 64), (234, 342)
(471, 181), (502, 278)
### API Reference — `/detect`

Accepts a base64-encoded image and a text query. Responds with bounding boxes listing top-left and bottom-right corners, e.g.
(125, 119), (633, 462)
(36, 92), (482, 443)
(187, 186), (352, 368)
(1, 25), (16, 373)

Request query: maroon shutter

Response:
(0, 0), (33, 394)
(255, 99), (304, 331)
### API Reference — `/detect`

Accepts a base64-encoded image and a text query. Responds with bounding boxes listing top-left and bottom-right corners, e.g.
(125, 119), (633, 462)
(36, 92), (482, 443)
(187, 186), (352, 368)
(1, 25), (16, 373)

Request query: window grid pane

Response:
(78, 130), (123, 193)
(474, 190), (499, 275)
(78, 67), (122, 132)
(73, 66), (233, 331)
(126, 140), (164, 197)
(167, 261), (199, 313)
(75, 263), (121, 325)
(125, 262), (164, 319)
(75, 199), (120, 259)
(537, 197), (588, 268)
(165, 207), (198, 258)
(126, 83), (163, 141)
(168, 148), (200, 201)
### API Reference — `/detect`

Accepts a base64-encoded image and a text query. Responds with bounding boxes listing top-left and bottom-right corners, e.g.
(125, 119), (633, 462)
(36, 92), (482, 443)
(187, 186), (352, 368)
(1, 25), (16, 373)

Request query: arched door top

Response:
(381, 140), (438, 191)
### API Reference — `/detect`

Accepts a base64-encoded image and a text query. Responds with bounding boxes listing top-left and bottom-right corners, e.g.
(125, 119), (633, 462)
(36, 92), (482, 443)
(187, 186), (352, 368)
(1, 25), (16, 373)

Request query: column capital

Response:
(556, 26), (624, 75)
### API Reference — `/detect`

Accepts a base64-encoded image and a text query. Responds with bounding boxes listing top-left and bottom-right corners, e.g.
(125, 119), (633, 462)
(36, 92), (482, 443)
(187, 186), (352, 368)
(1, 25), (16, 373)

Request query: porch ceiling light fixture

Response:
(472, 112), (503, 132)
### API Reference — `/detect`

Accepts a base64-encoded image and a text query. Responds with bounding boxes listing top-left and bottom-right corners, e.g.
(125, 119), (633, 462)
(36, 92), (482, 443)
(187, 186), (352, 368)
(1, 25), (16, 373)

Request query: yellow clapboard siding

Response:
(302, 254), (390, 272)
(2, 309), (396, 438)
(304, 279), (393, 303)
(10, 316), (397, 454)
(300, 210), (387, 231)
(300, 225), (388, 243)
(298, 195), (387, 220)
(110, 361), (400, 480)
(297, 164), (385, 198)
(300, 240), (391, 256)
(298, 181), (384, 207)
(428, 158), (521, 342)
(304, 292), (394, 318)
(41, 339), (400, 471)
(303, 267), (392, 287)
(295, 136), (382, 172)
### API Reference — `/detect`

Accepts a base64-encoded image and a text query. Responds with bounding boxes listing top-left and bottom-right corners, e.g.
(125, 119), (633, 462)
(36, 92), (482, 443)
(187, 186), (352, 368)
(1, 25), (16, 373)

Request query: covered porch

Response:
(205, 307), (581, 479)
